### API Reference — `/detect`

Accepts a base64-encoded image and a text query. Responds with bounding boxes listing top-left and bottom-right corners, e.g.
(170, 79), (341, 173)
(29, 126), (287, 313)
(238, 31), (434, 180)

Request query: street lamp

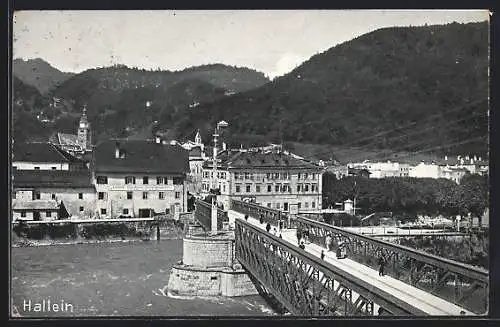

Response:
(211, 120), (229, 234)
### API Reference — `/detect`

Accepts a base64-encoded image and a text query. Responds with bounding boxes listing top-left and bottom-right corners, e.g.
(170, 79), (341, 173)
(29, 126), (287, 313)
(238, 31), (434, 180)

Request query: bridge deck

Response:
(228, 210), (473, 316)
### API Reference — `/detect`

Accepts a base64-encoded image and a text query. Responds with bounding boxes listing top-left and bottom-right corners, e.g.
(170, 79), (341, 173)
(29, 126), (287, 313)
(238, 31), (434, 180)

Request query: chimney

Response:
(115, 142), (120, 159)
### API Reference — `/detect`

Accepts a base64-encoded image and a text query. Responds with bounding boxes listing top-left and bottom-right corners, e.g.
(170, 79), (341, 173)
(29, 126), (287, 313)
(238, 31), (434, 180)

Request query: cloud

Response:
(268, 52), (307, 80)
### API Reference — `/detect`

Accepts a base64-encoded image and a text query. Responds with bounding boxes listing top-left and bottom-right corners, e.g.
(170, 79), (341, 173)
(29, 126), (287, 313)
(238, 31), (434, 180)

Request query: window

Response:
(256, 184), (261, 193)
(51, 167), (57, 170)
(312, 201), (316, 208)
(267, 184), (272, 192)
(156, 177), (164, 185)
(223, 184), (226, 193)
(173, 177), (183, 185)
(304, 173), (309, 180)
(297, 184), (301, 192)
(46, 211), (52, 217)
(96, 176), (108, 184)
(51, 194), (56, 200)
(305, 184), (309, 192)
(123, 208), (129, 215)
(101, 208), (107, 215)
(244, 172), (250, 180)
(21, 211), (26, 218)
(98, 192), (106, 200)
(275, 184), (280, 192)
(175, 192), (181, 199)
(79, 206), (84, 212)
(78, 193), (83, 199)
(143, 176), (149, 184)
(159, 192), (165, 199)
(284, 202), (289, 211)
(311, 184), (317, 192)
(298, 202), (301, 209)
(266, 173), (271, 179)
(34, 166), (40, 170)
(33, 191), (40, 200)
(267, 203), (271, 208)
(142, 192), (148, 200)
(304, 202), (309, 208)
(125, 176), (136, 184)
(298, 173), (301, 180)
(235, 184), (241, 193)
(276, 203), (281, 210)
(246, 184), (251, 193)
(127, 192), (133, 200)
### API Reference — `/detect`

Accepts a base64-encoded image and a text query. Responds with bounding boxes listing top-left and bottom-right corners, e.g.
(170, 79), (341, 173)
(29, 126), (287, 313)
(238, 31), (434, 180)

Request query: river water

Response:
(11, 240), (275, 317)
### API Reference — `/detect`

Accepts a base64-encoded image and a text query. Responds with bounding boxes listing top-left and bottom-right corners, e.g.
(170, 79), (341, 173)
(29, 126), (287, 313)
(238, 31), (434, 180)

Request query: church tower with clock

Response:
(77, 106), (92, 151)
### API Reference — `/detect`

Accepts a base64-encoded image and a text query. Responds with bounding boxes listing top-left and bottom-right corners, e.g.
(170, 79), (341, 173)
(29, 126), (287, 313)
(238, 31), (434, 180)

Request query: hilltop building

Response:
(201, 148), (324, 214)
(51, 107), (92, 156)
(92, 140), (189, 219)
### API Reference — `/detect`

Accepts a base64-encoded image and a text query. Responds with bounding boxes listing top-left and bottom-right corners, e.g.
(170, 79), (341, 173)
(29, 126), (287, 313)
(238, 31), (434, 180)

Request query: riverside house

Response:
(12, 168), (96, 221)
(92, 139), (189, 219)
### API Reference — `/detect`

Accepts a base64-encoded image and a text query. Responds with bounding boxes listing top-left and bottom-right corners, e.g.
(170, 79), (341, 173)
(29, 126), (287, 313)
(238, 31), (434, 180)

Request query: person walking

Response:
(325, 234), (332, 251)
(272, 227), (277, 236)
(266, 222), (271, 233)
(259, 214), (264, 224)
(378, 254), (386, 276)
(321, 250), (325, 260)
(244, 214), (249, 221)
(296, 229), (302, 245)
(299, 241), (305, 250)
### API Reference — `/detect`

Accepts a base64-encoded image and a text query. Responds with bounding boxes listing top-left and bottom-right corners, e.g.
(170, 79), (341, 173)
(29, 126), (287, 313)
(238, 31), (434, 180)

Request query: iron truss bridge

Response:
(194, 199), (227, 231)
(231, 199), (488, 316)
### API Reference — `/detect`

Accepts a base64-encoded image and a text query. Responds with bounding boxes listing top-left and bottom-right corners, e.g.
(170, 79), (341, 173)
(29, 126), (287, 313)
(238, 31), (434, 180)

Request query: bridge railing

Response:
(235, 219), (427, 316)
(230, 199), (289, 227)
(230, 199), (489, 315)
(194, 199), (227, 231)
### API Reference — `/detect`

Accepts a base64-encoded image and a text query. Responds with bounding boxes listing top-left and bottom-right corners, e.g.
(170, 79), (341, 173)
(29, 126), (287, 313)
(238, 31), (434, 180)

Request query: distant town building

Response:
(92, 140), (189, 219)
(12, 168), (95, 220)
(327, 165), (349, 179)
(51, 107), (92, 155)
(12, 142), (88, 171)
(201, 149), (323, 213)
(348, 161), (409, 178)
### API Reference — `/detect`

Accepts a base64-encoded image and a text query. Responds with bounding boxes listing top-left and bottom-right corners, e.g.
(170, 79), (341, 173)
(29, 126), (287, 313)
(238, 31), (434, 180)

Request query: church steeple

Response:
(195, 129), (202, 145)
(77, 105), (91, 151)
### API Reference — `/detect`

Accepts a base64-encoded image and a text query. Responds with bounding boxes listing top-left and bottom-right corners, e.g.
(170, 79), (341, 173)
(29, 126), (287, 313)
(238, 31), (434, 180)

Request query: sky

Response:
(13, 10), (489, 79)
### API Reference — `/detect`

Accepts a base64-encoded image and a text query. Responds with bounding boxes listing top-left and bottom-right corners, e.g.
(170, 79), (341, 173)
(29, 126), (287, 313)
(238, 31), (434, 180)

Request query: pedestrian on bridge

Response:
(325, 234), (332, 251)
(378, 255), (386, 276)
(266, 222), (271, 233)
(321, 250), (325, 260)
(296, 229), (302, 245)
(260, 214), (264, 224)
(299, 241), (305, 250)
(244, 214), (248, 221)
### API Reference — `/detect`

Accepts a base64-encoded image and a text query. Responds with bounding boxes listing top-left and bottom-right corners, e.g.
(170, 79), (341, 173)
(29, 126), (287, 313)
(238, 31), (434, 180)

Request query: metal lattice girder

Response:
(235, 219), (428, 316)
(194, 199), (226, 230)
(231, 199), (489, 315)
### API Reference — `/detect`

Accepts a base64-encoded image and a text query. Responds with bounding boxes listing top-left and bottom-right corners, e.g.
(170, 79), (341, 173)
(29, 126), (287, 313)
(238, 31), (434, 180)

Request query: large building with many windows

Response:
(92, 140), (189, 219)
(201, 149), (324, 213)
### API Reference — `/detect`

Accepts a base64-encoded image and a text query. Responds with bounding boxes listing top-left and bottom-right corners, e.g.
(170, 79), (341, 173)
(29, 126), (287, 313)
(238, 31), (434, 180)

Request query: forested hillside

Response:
(173, 22), (488, 156)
